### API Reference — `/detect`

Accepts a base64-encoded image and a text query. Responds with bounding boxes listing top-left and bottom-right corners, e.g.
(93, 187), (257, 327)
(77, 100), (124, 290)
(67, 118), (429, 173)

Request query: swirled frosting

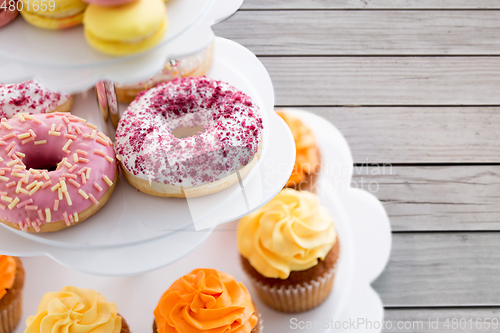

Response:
(0, 80), (71, 119)
(238, 189), (337, 279)
(25, 286), (122, 333)
(154, 268), (258, 333)
(277, 111), (319, 186)
(0, 255), (16, 300)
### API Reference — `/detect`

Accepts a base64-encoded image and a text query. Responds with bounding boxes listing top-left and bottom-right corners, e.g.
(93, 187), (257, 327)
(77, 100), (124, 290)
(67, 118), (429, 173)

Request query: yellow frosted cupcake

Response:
(83, 0), (168, 56)
(238, 189), (339, 313)
(277, 110), (320, 192)
(153, 268), (260, 333)
(20, 0), (87, 30)
(25, 286), (128, 333)
(0, 255), (24, 333)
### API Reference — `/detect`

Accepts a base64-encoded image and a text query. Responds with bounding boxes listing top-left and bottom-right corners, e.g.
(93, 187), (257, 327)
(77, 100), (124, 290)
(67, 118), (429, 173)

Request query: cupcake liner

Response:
(249, 267), (336, 313)
(0, 289), (23, 333)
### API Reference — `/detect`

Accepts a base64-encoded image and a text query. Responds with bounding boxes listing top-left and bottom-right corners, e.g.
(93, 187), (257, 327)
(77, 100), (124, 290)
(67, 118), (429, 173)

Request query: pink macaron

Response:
(0, 6), (18, 28)
(83, 0), (136, 6)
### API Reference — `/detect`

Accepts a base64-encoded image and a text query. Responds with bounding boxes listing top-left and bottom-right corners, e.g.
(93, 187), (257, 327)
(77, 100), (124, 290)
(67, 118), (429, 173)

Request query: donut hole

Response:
(23, 152), (64, 172)
(172, 124), (206, 139)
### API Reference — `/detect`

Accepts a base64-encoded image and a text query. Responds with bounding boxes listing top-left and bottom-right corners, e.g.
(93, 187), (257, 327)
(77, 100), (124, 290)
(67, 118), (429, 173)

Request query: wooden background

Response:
(215, 1), (500, 332)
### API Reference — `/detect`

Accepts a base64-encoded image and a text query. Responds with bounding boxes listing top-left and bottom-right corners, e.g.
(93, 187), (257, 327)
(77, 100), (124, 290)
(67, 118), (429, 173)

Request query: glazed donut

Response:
(0, 113), (117, 233)
(114, 43), (214, 103)
(0, 80), (73, 119)
(115, 77), (263, 198)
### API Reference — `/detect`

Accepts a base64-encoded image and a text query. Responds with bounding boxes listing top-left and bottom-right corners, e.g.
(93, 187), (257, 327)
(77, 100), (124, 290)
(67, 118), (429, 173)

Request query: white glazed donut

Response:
(115, 77), (263, 198)
(0, 80), (73, 119)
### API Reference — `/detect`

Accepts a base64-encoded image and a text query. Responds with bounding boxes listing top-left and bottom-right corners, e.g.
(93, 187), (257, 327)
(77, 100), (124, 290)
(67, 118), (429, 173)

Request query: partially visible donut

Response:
(0, 113), (117, 233)
(114, 43), (214, 103)
(115, 77), (263, 198)
(0, 80), (73, 119)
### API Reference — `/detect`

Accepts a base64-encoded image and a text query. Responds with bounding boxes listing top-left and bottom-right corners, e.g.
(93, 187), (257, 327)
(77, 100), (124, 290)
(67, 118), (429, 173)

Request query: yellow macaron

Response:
(83, 0), (168, 56)
(20, 0), (87, 30)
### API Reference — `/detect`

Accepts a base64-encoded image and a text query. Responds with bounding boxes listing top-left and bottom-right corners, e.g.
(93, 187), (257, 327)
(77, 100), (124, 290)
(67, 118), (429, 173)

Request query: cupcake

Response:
(153, 268), (260, 333)
(276, 110), (320, 192)
(238, 189), (339, 313)
(25, 286), (128, 333)
(0, 255), (24, 333)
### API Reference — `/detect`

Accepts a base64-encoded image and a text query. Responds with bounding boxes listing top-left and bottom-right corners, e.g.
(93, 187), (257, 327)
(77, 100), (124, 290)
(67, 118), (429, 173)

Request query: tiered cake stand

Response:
(0, 1), (392, 331)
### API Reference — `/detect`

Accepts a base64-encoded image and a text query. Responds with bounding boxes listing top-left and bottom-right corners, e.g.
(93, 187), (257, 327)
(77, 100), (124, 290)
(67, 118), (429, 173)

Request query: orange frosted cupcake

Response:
(25, 286), (128, 333)
(153, 268), (260, 333)
(277, 110), (320, 192)
(0, 255), (24, 333)
(238, 189), (339, 313)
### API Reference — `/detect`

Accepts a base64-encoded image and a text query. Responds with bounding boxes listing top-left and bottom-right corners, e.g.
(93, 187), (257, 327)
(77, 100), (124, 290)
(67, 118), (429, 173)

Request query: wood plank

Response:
(241, 0), (500, 9)
(372, 233), (500, 307)
(352, 166), (500, 231)
(289, 107), (500, 163)
(260, 57), (500, 105)
(384, 308), (500, 332)
(215, 11), (500, 55)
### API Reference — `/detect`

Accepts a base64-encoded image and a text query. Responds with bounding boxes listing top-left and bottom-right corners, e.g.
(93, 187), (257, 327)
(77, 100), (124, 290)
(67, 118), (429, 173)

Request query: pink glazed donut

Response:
(115, 76), (263, 198)
(0, 113), (117, 233)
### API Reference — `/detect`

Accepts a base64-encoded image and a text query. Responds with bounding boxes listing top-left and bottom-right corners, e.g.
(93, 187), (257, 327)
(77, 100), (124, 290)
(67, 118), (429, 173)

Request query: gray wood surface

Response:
(241, 0), (500, 9)
(384, 308), (500, 332)
(295, 107), (500, 163)
(353, 166), (500, 231)
(373, 232), (500, 306)
(259, 57), (500, 106)
(215, 11), (500, 55)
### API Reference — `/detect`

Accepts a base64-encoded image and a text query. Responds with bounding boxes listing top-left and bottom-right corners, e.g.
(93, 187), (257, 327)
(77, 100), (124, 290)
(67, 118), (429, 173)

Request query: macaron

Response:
(0, 6), (18, 28)
(83, 0), (135, 6)
(20, 0), (87, 30)
(83, 0), (168, 56)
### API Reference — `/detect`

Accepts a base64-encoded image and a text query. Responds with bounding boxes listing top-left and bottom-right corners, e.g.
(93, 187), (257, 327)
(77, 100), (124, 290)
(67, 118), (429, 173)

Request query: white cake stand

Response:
(0, 38), (296, 276)
(0, 0), (242, 92)
(12, 110), (391, 333)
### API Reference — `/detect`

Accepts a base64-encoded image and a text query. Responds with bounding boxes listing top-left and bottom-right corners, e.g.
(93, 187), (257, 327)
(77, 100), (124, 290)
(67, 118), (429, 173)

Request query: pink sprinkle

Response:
(3, 133), (16, 140)
(22, 137), (34, 145)
(32, 221), (40, 232)
(77, 167), (87, 175)
(5, 141), (15, 152)
(68, 179), (80, 188)
(0, 141), (6, 146)
(6, 182), (15, 188)
(53, 200), (59, 211)
(32, 118), (42, 124)
(62, 173), (77, 179)
(69, 214), (74, 223)
(63, 212), (70, 226)
(0, 171), (4, 176)
(55, 112), (66, 116)
(37, 209), (44, 221)
(96, 137), (109, 146)
(75, 126), (82, 135)
(17, 199), (33, 208)
(0, 168), (11, 172)
(56, 123), (63, 132)
(79, 158), (89, 163)
(76, 149), (88, 156)
(34, 173), (43, 179)
(45, 113), (55, 118)
(81, 173), (87, 184)
(68, 164), (78, 173)
(94, 149), (106, 157)
(68, 123), (73, 134)
(0, 191), (7, 196)
(25, 205), (38, 210)
(28, 129), (36, 138)
(94, 183), (103, 192)
(62, 116), (70, 124)
(63, 149), (71, 155)
(89, 193), (99, 205)
(42, 181), (52, 189)
(0, 203), (5, 210)
(64, 134), (77, 140)
(7, 148), (15, 158)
